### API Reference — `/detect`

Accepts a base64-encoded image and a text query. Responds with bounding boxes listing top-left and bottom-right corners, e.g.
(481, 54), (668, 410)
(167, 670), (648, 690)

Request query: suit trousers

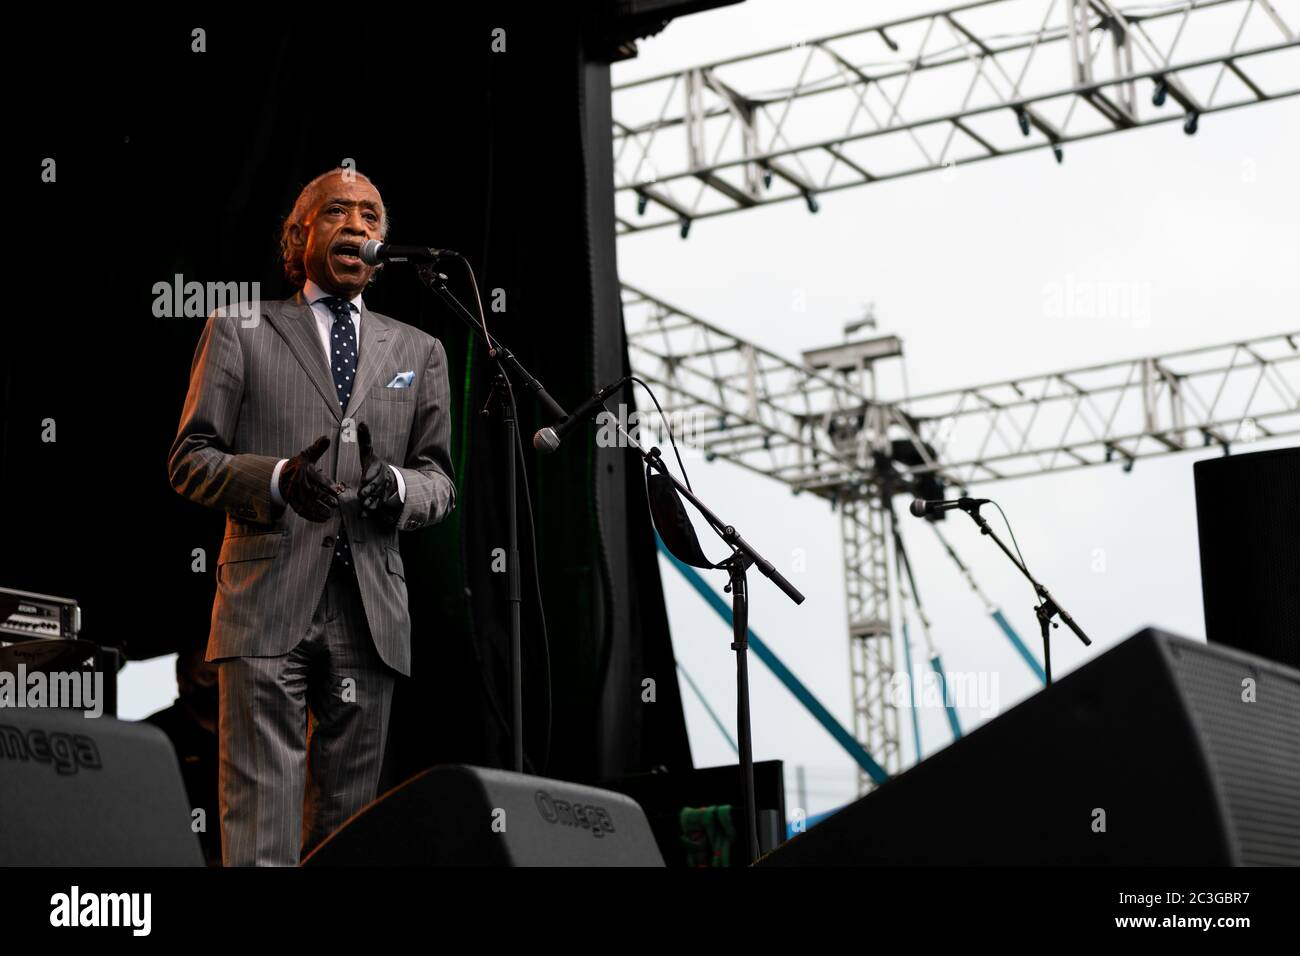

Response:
(217, 558), (395, 866)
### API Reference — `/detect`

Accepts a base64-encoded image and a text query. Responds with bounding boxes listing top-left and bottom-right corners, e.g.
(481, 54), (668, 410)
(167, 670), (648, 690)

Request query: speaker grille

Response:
(1167, 640), (1300, 865)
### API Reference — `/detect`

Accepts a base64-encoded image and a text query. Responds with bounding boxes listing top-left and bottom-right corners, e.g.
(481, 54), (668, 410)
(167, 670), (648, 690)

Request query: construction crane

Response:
(612, 0), (1300, 234)
(621, 282), (1300, 791)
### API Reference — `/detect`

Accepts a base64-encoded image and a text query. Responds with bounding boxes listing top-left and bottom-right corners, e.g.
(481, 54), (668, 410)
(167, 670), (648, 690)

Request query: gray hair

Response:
(279, 168), (390, 288)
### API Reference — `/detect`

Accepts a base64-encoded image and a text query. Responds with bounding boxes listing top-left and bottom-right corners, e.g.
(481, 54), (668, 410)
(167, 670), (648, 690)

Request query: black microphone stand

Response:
(419, 261), (805, 862)
(635, 438), (805, 865)
(417, 264), (564, 774)
(530, 384), (806, 863)
(953, 499), (1091, 684)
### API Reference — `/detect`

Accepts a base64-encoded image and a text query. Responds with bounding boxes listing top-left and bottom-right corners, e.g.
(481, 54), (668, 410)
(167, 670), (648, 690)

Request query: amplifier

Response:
(0, 586), (81, 642)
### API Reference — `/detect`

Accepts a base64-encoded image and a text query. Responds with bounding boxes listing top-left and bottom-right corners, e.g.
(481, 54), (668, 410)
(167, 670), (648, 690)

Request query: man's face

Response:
(297, 173), (385, 298)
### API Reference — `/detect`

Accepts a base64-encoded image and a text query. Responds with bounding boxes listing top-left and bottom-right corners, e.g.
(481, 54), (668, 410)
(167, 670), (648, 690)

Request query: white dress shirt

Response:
(269, 280), (406, 507)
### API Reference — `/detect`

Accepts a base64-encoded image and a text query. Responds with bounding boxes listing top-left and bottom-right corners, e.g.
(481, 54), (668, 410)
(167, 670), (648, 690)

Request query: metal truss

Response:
(842, 494), (904, 787)
(624, 282), (1300, 790)
(613, 0), (1300, 233)
(624, 282), (1300, 504)
(899, 332), (1300, 485)
(622, 283), (947, 498)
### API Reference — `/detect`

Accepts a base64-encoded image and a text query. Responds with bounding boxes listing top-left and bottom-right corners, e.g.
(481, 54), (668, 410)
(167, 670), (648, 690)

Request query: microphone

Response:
(909, 496), (990, 518)
(533, 377), (630, 454)
(359, 240), (458, 265)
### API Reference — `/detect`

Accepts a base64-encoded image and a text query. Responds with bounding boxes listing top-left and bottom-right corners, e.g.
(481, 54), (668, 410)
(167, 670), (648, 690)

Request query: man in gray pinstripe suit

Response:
(167, 169), (457, 866)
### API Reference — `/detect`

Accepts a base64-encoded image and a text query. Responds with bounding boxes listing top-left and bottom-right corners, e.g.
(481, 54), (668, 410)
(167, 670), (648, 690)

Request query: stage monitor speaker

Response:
(1195, 445), (1300, 668)
(301, 765), (665, 866)
(0, 708), (205, 866)
(758, 629), (1300, 866)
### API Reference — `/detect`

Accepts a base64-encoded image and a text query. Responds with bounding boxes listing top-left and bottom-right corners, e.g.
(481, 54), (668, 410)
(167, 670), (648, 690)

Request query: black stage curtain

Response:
(5, 10), (692, 786)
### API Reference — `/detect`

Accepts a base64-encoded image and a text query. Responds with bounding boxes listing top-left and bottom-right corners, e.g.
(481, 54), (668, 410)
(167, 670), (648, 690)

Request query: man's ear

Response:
(288, 222), (305, 249)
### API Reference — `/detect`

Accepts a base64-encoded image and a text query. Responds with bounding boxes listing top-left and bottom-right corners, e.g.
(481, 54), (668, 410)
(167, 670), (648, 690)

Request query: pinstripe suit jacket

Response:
(167, 291), (457, 677)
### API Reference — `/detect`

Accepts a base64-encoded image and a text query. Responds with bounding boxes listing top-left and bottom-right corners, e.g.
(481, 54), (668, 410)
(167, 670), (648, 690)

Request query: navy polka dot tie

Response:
(321, 296), (358, 570)
(322, 296), (359, 411)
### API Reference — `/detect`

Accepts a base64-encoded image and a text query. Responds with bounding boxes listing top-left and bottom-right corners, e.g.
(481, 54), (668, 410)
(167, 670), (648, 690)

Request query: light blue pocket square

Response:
(385, 371), (415, 388)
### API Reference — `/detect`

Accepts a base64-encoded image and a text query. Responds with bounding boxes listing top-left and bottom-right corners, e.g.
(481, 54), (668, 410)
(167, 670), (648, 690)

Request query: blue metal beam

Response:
(992, 609), (1047, 685)
(900, 620), (924, 763)
(928, 653), (963, 741)
(657, 538), (889, 786)
(676, 661), (739, 754)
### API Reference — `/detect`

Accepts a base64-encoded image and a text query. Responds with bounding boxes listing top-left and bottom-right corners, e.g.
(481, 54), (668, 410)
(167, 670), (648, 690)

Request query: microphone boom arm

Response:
(415, 264), (566, 422)
(953, 498), (1091, 685)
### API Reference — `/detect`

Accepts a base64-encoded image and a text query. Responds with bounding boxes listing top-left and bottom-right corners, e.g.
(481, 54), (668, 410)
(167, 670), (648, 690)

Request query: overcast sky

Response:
(119, 1), (1299, 818)
(608, 0), (1300, 815)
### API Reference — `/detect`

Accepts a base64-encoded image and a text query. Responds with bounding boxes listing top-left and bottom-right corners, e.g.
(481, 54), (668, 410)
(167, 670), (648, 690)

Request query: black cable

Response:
(990, 500), (1031, 577)
(628, 376), (693, 493)
(425, 269), (516, 752)
(606, 377), (736, 547)
(441, 258), (553, 774)
(462, 257), (491, 349)
(504, 373), (553, 774)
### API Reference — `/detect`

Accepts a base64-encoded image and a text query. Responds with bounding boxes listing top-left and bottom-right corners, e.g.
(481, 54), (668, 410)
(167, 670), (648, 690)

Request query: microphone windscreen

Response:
(533, 427), (560, 454)
(909, 498), (929, 518)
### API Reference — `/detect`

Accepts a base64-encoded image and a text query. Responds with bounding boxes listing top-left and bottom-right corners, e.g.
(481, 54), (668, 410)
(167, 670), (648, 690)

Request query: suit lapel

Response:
(344, 301), (397, 421)
(266, 292), (342, 422)
(265, 292), (399, 423)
